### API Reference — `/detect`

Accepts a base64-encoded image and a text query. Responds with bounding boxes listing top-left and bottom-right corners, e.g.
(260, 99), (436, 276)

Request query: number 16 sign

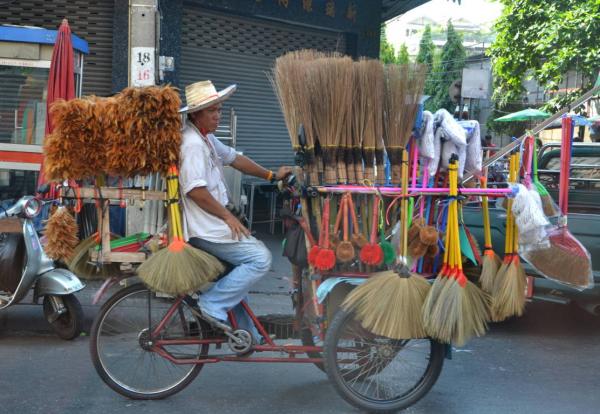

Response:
(131, 47), (155, 87)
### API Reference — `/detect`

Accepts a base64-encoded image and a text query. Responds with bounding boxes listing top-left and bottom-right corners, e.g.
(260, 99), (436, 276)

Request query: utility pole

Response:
(128, 0), (160, 235)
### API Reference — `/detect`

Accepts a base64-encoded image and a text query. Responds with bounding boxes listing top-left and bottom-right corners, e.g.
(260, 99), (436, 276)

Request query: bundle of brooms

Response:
(422, 157), (490, 346)
(490, 153), (527, 321)
(478, 152), (501, 294)
(383, 63), (427, 185)
(137, 165), (224, 295)
(343, 149), (430, 339)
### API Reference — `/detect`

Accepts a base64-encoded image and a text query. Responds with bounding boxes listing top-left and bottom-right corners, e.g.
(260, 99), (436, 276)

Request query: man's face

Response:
(190, 103), (222, 133)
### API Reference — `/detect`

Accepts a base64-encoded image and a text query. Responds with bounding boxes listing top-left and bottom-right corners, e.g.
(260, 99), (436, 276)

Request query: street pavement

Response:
(1, 231), (600, 413)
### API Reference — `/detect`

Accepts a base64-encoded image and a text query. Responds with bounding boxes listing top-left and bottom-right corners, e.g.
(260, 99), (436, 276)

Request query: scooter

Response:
(0, 195), (85, 340)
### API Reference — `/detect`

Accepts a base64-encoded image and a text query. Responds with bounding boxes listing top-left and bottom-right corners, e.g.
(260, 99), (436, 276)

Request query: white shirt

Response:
(179, 120), (237, 243)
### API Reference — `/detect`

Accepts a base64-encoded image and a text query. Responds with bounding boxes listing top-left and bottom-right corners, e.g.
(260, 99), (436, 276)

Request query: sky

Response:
(387, 0), (504, 27)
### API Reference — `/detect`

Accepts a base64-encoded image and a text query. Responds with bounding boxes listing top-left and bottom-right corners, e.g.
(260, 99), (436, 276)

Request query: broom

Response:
(479, 152), (502, 293)
(343, 148), (431, 339)
(67, 234), (121, 280)
(424, 157), (490, 346)
(359, 195), (384, 266)
(521, 117), (593, 289)
(313, 197), (336, 271)
(491, 152), (526, 321)
(347, 194), (368, 249)
(336, 194), (356, 263)
(137, 166), (224, 295)
(44, 205), (79, 262)
(352, 61), (367, 184)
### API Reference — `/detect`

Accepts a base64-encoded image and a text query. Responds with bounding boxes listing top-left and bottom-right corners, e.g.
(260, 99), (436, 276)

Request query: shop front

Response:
(0, 25), (88, 203)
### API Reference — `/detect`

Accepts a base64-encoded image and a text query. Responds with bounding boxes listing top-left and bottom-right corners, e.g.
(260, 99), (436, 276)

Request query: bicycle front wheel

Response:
(324, 309), (445, 412)
(90, 283), (208, 399)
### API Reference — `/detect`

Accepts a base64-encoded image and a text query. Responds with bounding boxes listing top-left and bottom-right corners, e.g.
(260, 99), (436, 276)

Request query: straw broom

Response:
(424, 157), (490, 346)
(137, 166), (224, 295)
(492, 153), (527, 320)
(309, 56), (353, 184)
(343, 148), (430, 339)
(383, 63), (427, 185)
(67, 234), (121, 280)
(352, 61), (367, 184)
(479, 153), (502, 293)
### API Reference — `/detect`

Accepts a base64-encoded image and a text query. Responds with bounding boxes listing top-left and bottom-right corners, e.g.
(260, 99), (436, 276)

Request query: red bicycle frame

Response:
(150, 297), (323, 365)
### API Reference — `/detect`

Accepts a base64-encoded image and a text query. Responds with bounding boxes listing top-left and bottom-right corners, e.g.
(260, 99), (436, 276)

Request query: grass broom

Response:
(137, 165), (224, 295)
(479, 153), (502, 293)
(343, 148), (430, 339)
(491, 153), (527, 321)
(424, 157), (489, 346)
(67, 234), (121, 280)
(522, 117), (593, 289)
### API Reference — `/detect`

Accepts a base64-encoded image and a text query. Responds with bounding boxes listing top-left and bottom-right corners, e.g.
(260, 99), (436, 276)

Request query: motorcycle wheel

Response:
(43, 294), (83, 340)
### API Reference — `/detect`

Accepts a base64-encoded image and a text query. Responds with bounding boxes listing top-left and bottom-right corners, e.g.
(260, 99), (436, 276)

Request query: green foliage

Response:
(489, 0), (600, 109)
(416, 25), (435, 67)
(397, 43), (410, 64)
(428, 21), (466, 112)
(380, 25), (397, 64)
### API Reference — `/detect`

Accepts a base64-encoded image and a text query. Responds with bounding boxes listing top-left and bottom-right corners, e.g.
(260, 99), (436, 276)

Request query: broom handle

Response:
(401, 149), (409, 260)
(322, 197), (331, 249)
(332, 195), (345, 241)
(452, 163), (463, 273)
(560, 116), (573, 216)
(342, 194), (349, 242)
(347, 194), (361, 238)
(481, 151), (493, 249)
(370, 196), (379, 244)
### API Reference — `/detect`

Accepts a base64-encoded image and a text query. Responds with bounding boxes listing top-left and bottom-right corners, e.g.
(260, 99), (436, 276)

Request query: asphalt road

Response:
(1, 299), (599, 414)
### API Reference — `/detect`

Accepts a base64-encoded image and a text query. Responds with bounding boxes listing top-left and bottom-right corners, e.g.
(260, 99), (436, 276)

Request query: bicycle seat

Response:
(214, 259), (234, 281)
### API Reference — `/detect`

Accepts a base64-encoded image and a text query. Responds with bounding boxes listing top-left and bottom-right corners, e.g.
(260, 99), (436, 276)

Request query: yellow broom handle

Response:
(481, 154), (493, 249)
(451, 162), (460, 271)
(401, 149), (409, 258)
(511, 152), (520, 254)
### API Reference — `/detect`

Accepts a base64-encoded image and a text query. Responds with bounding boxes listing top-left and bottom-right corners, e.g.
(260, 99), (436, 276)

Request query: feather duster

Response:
(44, 206), (79, 262)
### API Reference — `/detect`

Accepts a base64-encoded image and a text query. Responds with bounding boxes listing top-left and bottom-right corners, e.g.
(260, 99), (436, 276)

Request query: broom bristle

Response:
(422, 275), (448, 326)
(67, 236), (121, 280)
(479, 250), (501, 293)
(343, 271), (430, 339)
(424, 278), (490, 346)
(491, 259), (526, 322)
(137, 244), (224, 295)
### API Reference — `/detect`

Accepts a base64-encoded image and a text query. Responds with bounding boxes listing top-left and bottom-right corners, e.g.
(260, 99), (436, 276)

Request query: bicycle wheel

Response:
(324, 309), (445, 413)
(90, 283), (209, 399)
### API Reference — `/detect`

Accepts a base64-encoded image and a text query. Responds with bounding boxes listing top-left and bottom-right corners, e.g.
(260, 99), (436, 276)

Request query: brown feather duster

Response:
(44, 206), (79, 262)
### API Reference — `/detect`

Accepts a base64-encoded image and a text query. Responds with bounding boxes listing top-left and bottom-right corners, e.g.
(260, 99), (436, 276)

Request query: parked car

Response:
(463, 143), (600, 315)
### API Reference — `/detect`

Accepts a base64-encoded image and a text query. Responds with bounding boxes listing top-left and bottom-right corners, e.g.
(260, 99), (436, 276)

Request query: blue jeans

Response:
(188, 236), (272, 340)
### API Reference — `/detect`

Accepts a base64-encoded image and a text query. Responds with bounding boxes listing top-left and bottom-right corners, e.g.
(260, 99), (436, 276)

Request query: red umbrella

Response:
(37, 18), (76, 190)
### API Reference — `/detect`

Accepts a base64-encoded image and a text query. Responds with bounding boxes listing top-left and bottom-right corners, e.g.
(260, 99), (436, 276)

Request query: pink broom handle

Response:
(560, 116), (573, 216)
(411, 140), (419, 190)
(523, 136), (534, 189)
(318, 185), (513, 195)
(419, 159), (429, 218)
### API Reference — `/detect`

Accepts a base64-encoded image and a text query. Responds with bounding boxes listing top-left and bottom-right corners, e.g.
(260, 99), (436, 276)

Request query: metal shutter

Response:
(180, 6), (346, 170)
(0, 0), (114, 97)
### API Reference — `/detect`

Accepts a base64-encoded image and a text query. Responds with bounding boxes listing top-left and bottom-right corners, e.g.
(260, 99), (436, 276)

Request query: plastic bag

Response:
(460, 120), (482, 177)
(434, 108), (466, 146)
(418, 110), (435, 161)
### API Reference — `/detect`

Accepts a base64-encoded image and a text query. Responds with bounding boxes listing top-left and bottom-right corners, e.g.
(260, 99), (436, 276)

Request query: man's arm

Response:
(231, 154), (292, 181)
(187, 186), (249, 240)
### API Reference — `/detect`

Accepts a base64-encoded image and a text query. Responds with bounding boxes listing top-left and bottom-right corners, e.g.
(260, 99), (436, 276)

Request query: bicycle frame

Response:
(149, 296), (324, 365)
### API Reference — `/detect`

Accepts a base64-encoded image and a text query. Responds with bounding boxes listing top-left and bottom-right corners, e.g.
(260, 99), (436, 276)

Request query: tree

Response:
(429, 21), (466, 112)
(416, 25), (435, 67)
(380, 25), (397, 64)
(397, 43), (410, 64)
(489, 0), (600, 112)
(416, 25), (436, 102)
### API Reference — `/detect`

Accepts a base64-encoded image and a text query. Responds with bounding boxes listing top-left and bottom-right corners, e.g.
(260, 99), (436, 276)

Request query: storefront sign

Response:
(131, 47), (155, 87)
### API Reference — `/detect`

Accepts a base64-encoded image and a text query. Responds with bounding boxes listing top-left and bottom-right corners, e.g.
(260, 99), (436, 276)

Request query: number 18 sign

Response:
(131, 47), (155, 87)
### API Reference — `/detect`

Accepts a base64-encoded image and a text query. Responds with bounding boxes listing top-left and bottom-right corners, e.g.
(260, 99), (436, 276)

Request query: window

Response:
(0, 65), (49, 145)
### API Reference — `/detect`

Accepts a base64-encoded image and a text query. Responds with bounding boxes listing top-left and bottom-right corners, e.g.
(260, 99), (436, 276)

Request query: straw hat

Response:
(179, 80), (237, 113)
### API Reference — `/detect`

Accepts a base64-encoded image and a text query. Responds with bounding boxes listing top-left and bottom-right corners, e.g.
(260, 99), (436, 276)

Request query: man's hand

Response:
(224, 213), (250, 240)
(275, 166), (293, 181)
